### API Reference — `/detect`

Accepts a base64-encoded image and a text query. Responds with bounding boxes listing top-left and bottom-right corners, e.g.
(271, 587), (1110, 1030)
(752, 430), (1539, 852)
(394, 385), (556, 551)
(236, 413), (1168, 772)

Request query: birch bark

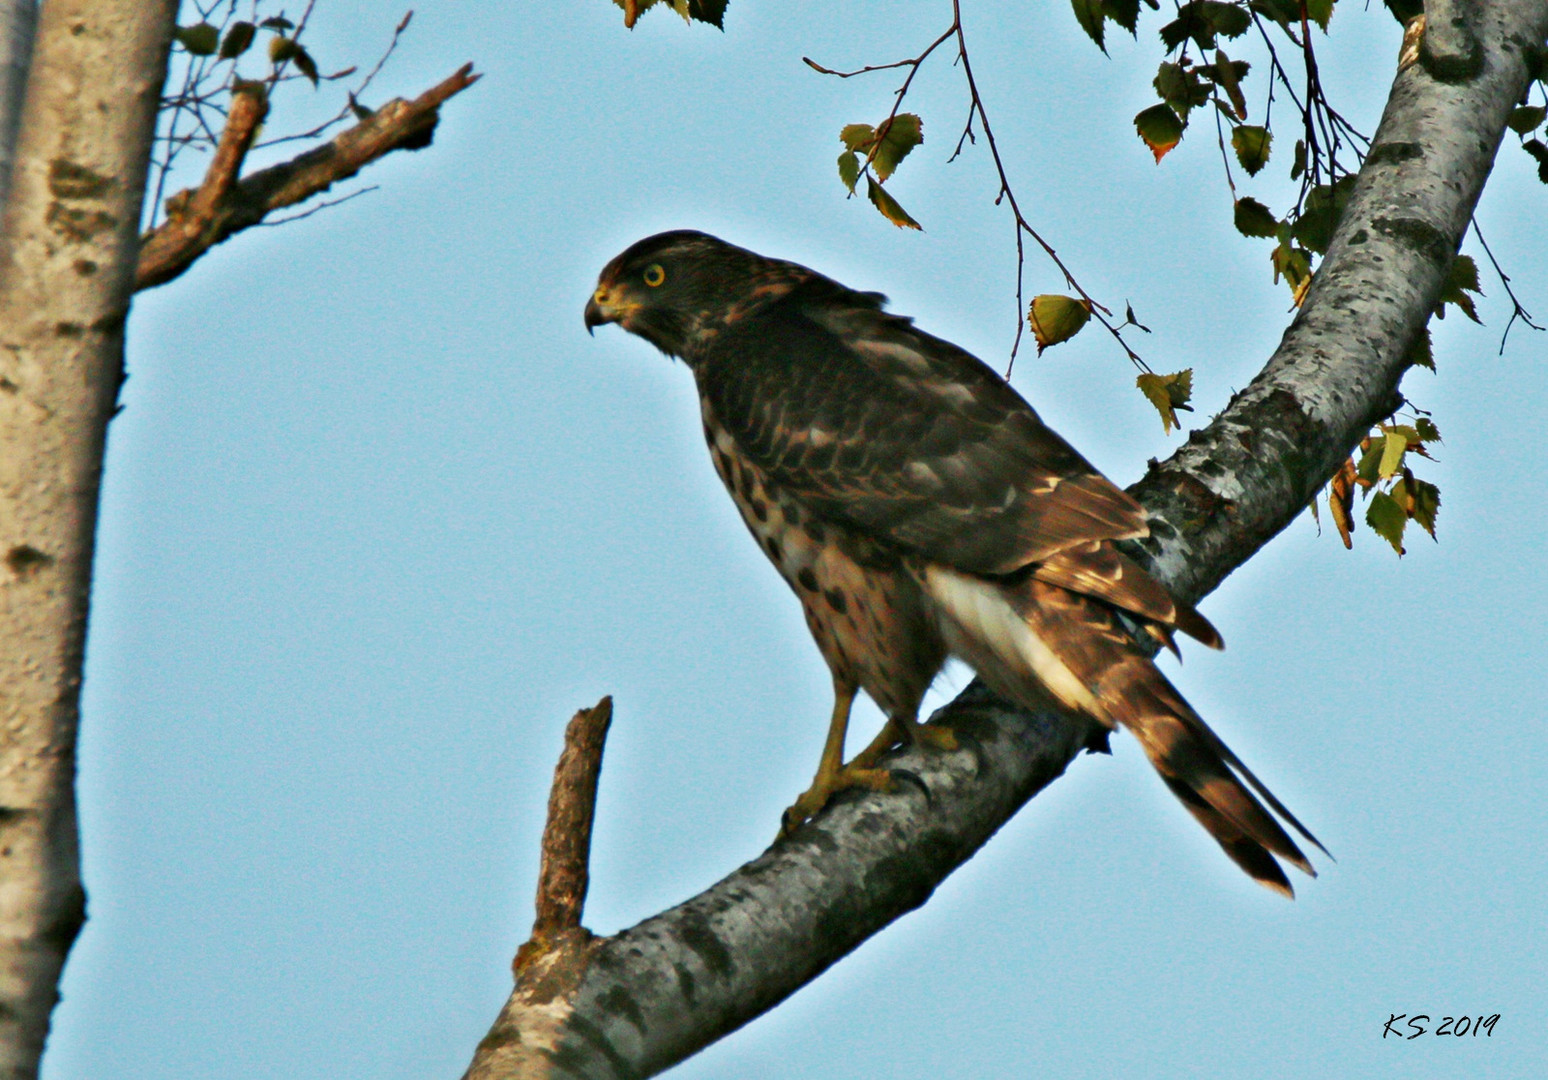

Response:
(0, 4), (176, 1078)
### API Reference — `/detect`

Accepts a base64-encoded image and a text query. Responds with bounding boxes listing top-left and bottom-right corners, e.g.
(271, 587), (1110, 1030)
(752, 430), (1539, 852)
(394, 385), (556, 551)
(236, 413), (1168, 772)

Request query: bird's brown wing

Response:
(697, 284), (1148, 576)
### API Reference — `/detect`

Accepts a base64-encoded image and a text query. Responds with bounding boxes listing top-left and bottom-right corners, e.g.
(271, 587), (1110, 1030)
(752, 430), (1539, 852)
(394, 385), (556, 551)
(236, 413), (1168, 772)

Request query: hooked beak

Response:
(584, 285), (625, 335)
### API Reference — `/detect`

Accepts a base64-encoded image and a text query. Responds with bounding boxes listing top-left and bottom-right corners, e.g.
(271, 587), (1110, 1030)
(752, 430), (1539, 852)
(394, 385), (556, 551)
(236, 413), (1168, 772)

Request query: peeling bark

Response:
(462, 2), (1548, 1076)
(0, 3), (176, 1078)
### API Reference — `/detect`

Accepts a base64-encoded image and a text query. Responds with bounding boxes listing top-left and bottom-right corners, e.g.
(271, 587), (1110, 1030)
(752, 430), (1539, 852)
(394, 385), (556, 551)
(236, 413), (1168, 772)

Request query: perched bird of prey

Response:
(585, 230), (1323, 896)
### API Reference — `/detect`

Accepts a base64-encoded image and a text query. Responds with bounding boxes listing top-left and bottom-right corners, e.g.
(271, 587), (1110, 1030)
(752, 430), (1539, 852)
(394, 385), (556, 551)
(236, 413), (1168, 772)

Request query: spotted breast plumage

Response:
(585, 230), (1323, 896)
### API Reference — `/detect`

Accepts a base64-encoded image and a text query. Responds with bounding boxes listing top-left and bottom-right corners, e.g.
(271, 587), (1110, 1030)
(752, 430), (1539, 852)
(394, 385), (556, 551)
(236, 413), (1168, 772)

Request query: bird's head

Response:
(584, 230), (810, 359)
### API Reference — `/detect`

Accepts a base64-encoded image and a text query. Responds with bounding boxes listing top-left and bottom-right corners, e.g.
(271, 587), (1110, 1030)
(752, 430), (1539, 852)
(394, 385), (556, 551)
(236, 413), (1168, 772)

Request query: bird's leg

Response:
(780, 679), (892, 836)
(849, 711), (957, 771)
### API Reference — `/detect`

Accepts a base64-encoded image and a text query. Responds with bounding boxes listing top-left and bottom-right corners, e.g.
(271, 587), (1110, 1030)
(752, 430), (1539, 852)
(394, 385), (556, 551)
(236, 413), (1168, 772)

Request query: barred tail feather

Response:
(920, 565), (1319, 896)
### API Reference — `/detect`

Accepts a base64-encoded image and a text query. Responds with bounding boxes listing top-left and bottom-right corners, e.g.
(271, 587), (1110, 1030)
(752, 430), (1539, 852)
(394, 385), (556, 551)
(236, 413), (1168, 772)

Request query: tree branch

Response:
(134, 62), (479, 291)
(527, 697), (613, 949)
(462, 3), (1548, 1075)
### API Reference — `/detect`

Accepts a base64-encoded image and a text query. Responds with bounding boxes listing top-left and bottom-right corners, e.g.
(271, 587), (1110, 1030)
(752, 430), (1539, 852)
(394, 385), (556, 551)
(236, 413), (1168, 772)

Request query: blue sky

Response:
(43, 3), (1547, 1078)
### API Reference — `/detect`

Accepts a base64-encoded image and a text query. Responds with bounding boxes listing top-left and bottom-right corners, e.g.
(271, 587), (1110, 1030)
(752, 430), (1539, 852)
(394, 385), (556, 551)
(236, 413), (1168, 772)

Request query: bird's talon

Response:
(778, 764), (895, 837)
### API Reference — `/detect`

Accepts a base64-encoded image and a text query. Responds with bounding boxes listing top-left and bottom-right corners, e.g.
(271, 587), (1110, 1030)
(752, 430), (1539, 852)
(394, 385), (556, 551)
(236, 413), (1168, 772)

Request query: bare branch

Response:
(135, 62), (479, 291)
(530, 697), (613, 944)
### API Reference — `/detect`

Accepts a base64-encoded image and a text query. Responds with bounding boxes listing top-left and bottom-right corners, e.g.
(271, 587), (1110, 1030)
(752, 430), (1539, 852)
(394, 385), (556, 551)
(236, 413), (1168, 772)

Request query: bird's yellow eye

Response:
(643, 263), (666, 287)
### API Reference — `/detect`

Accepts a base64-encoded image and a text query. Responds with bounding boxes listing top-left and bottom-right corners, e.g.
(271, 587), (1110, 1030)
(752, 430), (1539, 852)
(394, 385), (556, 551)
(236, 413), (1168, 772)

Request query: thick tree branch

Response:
(463, 3), (1548, 1076)
(0, 3), (176, 1078)
(134, 62), (479, 291)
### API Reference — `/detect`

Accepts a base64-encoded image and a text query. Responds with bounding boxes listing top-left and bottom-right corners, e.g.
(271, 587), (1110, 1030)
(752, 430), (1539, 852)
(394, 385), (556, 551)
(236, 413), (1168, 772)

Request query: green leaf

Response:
(1201, 0), (1252, 37)
(866, 178), (921, 230)
(175, 23), (219, 55)
(291, 44), (319, 85)
(840, 123), (875, 152)
(1290, 138), (1307, 180)
(1231, 125), (1272, 175)
(1507, 105), (1546, 135)
(685, 0), (728, 27)
(1211, 51), (1250, 119)
(1435, 253), (1482, 323)
(1135, 369), (1194, 434)
(1249, 0), (1301, 27)
(1355, 439), (1384, 485)
(1290, 175), (1356, 254)
(269, 35), (298, 62)
(1153, 61), (1210, 118)
(1234, 197), (1279, 238)
(1407, 477), (1441, 539)
(1134, 104), (1184, 162)
(220, 21), (256, 59)
(1524, 139), (1548, 184)
(838, 151), (860, 194)
(1405, 326), (1434, 370)
(872, 114), (923, 182)
(1414, 416), (1441, 443)
(1365, 490), (1408, 554)
(259, 16), (295, 31)
(1379, 0), (1423, 23)
(1305, 0), (1335, 31)
(1028, 295), (1092, 353)
(1071, 0), (1109, 51)
(1103, 0), (1142, 35)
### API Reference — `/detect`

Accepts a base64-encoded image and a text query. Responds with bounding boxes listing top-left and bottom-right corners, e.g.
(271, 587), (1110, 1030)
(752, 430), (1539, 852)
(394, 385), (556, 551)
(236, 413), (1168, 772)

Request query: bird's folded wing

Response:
(699, 288), (1148, 576)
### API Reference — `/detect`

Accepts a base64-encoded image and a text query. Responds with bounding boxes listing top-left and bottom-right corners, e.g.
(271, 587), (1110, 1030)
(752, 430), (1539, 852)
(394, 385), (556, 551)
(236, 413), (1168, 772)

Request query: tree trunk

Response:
(0, 3), (176, 1078)
(0, 0), (35, 208)
(461, 1), (1548, 1076)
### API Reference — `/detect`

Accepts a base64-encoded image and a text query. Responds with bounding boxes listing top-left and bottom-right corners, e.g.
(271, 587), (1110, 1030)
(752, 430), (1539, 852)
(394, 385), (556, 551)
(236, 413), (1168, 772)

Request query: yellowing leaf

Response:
(1328, 457), (1357, 548)
(840, 123), (875, 151)
(872, 114), (923, 182)
(1028, 295), (1092, 354)
(1135, 369), (1194, 434)
(1134, 104), (1184, 163)
(1377, 430), (1407, 479)
(1231, 125), (1271, 176)
(1435, 253), (1482, 323)
(866, 178), (921, 230)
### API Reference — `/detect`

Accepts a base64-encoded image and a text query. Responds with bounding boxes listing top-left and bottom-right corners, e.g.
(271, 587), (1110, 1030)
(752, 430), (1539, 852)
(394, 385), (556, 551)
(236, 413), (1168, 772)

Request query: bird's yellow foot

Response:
(779, 763), (894, 837)
(909, 723), (958, 752)
(850, 718), (958, 771)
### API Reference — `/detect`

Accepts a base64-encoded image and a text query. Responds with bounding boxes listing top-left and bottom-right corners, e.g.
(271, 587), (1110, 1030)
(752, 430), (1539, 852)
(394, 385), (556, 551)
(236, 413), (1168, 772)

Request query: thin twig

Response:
(136, 63), (480, 290)
(254, 184), (378, 225)
(1471, 216), (1545, 353)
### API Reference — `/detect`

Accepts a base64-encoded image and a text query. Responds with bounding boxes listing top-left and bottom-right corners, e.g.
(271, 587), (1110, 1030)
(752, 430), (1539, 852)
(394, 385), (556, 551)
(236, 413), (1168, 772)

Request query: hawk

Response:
(585, 230), (1323, 896)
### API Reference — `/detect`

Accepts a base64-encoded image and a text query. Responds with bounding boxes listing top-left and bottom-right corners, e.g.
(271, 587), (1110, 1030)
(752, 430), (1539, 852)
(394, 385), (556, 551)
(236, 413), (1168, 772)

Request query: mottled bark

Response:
(0, 3), (176, 1079)
(463, 2), (1548, 1076)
